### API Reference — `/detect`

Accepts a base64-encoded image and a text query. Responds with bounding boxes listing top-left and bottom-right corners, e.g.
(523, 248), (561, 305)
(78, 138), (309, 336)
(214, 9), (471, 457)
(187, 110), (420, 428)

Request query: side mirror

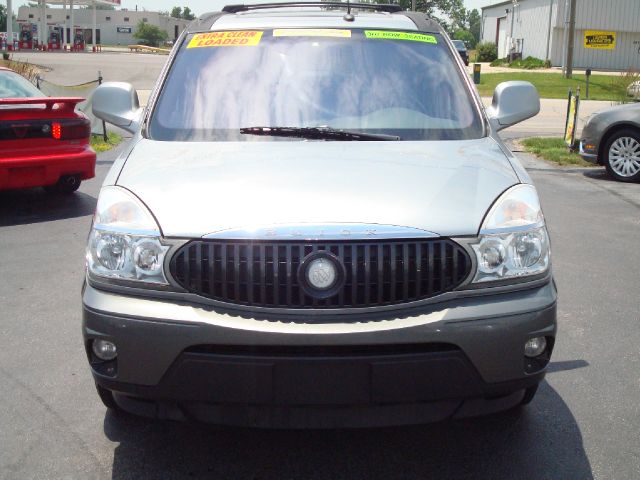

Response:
(92, 82), (143, 134)
(486, 81), (540, 132)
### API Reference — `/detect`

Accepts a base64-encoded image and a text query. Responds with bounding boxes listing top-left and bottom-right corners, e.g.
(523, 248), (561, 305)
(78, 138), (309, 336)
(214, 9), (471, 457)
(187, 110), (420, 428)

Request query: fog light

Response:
(524, 337), (547, 358)
(92, 339), (117, 361)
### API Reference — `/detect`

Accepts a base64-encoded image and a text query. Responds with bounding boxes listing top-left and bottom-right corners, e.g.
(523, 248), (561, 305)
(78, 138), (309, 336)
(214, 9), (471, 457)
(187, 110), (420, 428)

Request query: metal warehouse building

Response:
(16, 5), (190, 46)
(481, 0), (640, 70)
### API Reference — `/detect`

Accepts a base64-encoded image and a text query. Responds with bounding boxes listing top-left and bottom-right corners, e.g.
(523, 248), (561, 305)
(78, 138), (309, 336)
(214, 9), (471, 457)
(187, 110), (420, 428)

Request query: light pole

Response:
(7, 0), (13, 50)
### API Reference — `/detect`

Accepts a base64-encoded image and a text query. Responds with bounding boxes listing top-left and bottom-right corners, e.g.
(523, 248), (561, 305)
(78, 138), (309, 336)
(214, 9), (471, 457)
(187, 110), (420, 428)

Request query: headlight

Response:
(86, 186), (170, 284)
(471, 184), (550, 283)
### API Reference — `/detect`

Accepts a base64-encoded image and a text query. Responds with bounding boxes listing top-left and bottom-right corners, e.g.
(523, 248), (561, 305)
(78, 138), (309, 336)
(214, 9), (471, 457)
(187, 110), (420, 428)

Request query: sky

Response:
(109, 0), (493, 16)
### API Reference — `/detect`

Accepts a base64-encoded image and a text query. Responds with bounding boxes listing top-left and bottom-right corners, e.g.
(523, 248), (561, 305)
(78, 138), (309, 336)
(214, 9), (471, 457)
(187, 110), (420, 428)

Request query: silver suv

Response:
(86, 2), (556, 428)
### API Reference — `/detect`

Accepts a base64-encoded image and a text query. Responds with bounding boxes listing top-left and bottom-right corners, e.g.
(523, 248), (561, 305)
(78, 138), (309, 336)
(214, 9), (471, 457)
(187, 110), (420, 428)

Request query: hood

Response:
(115, 137), (519, 238)
(593, 101), (640, 117)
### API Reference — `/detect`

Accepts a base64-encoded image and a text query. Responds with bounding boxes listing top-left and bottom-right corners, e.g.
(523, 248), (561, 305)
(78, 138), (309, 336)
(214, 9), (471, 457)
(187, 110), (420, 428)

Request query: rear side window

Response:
(149, 29), (483, 141)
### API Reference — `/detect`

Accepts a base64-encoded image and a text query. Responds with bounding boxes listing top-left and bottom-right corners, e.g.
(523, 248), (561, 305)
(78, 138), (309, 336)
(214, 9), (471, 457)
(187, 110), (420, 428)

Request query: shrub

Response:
(133, 21), (168, 47)
(490, 58), (507, 67)
(509, 56), (546, 69)
(476, 42), (497, 62)
(2, 52), (9, 61)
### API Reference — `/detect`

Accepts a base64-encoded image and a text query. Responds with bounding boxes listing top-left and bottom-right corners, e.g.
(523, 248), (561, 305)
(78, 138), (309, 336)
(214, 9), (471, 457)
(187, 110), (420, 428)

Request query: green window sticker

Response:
(364, 30), (438, 44)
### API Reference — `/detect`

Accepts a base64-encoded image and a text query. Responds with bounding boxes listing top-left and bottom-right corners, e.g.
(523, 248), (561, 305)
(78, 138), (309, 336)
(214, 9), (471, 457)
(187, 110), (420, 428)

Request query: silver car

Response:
(580, 102), (640, 182)
(85, 2), (556, 428)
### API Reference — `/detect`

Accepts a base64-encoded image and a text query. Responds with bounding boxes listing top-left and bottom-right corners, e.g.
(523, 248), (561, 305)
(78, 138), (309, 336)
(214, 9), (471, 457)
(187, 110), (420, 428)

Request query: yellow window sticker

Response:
(273, 29), (352, 38)
(364, 31), (437, 44)
(187, 31), (263, 48)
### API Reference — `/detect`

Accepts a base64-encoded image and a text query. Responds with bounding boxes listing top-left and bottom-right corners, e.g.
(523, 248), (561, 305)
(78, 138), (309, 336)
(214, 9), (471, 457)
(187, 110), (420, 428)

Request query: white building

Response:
(480, 0), (640, 70)
(16, 5), (190, 46)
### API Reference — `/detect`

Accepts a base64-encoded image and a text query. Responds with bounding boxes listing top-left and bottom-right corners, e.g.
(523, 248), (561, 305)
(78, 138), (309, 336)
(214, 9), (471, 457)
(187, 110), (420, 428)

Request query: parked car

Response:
(86, 2), (556, 428)
(452, 39), (469, 65)
(0, 67), (96, 193)
(580, 102), (640, 182)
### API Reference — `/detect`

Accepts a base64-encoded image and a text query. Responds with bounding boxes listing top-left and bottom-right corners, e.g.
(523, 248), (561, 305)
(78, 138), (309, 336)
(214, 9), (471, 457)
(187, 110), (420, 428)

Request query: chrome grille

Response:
(169, 239), (471, 309)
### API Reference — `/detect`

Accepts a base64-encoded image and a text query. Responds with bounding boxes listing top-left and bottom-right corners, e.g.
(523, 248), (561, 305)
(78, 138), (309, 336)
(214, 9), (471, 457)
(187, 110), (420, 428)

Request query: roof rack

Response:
(222, 2), (404, 14)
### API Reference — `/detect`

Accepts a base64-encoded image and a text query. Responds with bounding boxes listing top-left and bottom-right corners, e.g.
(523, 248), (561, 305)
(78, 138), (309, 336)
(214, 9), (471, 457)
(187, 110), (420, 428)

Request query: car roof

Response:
(189, 3), (443, 34)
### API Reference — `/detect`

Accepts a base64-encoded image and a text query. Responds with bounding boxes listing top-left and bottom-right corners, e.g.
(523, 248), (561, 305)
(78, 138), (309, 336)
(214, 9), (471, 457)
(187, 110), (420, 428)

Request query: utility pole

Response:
(412, 0), (416, 12)
(565, 0), (577, 78)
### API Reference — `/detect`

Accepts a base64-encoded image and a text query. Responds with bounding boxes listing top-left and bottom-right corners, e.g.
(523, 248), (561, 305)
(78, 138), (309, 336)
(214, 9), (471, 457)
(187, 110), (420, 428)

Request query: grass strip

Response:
(520, 137), (595, 167)
(91, 132), (123, 153)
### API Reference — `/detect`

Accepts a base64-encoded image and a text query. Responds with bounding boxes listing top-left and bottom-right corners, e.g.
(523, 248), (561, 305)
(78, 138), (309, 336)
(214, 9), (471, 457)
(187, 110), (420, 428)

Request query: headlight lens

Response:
(86, 186), (169, 284)
(471, 184), (550, 283)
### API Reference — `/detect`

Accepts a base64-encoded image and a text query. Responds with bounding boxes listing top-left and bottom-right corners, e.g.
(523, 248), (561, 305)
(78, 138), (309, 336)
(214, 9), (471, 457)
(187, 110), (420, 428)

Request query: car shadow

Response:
(0, 188), (96, 227)
(581, 169), (615, 182)
(104, 366), (593, 479)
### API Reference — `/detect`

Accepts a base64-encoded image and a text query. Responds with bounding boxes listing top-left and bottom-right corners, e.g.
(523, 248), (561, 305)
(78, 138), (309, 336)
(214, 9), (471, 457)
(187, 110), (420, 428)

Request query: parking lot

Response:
(1, 51), (639, 479)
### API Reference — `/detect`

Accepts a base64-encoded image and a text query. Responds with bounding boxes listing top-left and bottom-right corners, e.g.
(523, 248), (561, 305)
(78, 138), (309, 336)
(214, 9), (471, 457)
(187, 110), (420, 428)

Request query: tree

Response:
(0, 5), (7, 32)
(133, 21), (168, 47)
(468, 9), (481, 46)
(453, 29), (475, 48)
(397, 0), (464, 33)
(449, 6), (481, 48)
(170, 6), (182, 19)
(182, 7), (195, 21)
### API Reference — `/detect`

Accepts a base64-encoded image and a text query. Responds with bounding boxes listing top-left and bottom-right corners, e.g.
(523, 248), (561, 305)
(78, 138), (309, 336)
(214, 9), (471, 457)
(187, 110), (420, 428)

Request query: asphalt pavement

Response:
(8, 51), (167, 90)
(0, 141), (639, 479)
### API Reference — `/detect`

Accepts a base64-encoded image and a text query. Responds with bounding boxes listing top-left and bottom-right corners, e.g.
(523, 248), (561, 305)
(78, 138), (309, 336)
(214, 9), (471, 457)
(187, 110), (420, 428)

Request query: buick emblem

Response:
(298, 252), (345, 298)
(306, 257), (337, 290)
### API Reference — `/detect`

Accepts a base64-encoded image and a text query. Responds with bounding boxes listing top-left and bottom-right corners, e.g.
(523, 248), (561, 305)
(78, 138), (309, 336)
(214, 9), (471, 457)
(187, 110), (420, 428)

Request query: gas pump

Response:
(48, 27), (63, 50)
(19, 24), (35, 50)
(73, 28), (85, 52)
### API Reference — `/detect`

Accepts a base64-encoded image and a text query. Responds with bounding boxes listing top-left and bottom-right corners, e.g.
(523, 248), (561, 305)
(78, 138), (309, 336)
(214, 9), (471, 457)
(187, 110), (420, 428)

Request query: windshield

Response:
(149, 29), (483, 141)
(0, 71), (42, 98)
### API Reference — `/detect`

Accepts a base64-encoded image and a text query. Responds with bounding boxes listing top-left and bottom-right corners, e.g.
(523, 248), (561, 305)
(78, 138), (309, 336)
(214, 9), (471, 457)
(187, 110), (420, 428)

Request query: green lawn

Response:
(476, 72), (625, 101)
(521, 137), (594, 167)
(90, 132), (123, 153)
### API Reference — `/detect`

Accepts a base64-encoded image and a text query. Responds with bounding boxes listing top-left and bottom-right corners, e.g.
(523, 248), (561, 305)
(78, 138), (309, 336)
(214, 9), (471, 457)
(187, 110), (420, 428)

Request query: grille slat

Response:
(170, 239), (471, 309)
(221, 245), (228, 299)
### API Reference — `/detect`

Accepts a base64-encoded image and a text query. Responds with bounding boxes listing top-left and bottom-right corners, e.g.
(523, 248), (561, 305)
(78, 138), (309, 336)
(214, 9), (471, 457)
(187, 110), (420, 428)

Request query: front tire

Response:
(604, 129), (640, 182)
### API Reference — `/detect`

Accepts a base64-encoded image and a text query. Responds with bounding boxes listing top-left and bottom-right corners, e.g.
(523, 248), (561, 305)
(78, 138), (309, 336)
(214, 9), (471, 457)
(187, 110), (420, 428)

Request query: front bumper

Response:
(83, 280), (557, 427)
(579, 139), (599, 164)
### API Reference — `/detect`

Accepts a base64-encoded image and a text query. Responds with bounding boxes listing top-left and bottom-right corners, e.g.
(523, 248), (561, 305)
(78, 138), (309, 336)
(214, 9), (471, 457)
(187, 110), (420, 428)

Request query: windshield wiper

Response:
(240, 126), (400, 141)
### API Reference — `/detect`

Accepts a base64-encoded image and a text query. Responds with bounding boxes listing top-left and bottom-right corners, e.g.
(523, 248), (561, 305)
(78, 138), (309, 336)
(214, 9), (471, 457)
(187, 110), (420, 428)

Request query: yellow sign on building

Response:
(584, 30), (616, 50)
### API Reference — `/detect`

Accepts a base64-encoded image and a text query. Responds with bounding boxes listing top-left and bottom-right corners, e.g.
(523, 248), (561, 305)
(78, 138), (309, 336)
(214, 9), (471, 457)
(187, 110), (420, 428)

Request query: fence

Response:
(36, 74), (106, 139)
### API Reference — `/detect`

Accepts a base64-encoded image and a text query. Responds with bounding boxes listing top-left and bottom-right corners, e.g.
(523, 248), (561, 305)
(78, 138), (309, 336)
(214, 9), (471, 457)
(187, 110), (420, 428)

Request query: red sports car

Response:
(0, 67), (96, 193)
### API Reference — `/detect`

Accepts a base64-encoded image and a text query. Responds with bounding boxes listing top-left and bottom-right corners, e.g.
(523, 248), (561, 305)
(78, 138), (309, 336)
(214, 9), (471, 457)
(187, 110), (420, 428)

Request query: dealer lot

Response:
(1, 49), (640, 479)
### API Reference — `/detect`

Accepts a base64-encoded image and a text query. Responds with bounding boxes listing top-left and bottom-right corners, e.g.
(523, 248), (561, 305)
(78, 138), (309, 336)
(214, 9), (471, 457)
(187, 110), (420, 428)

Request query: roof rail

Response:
(222, 2), (404, 14)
